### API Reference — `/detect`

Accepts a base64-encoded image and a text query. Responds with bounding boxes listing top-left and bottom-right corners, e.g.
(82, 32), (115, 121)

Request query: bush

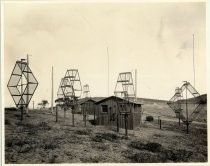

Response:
(92, 142), (109, 151)
(130, 140), (145, 150)
(92, 135), (103, 142)
(38, 122), (51, 131)
(42, 139), (58, 150)
(145, 142), (162, 152)
(146, 116), (154, 122)
(101, 133), (120, 141)
(89, 119), (96, 125)
(129, 140), (162, 153)
(130, 151), (162, 163)
(75, 129), (91, 135)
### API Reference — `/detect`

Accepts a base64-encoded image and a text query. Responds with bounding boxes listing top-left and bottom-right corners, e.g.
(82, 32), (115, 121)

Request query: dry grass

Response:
(5, 108), (207, 163)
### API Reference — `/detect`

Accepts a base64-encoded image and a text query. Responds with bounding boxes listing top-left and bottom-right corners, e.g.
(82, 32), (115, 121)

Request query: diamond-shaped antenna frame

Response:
(167, 81), (206, 124)
(7, 60), (38, 108)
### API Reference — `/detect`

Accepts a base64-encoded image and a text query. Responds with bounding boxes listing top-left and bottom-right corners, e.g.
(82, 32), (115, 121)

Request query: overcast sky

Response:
(3, 2), (206, 107)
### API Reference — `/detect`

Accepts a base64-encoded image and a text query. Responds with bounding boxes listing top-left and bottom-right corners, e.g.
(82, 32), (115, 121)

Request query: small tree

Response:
(38, 100), (49, 109)
(146, 116), (154, 122)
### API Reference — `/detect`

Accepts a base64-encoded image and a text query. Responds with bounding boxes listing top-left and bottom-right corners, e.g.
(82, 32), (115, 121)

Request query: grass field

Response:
(4, 108), (207, 163)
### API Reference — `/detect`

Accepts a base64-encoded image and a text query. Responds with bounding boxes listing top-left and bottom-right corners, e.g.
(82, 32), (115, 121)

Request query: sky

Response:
(3, 2), (206, 108)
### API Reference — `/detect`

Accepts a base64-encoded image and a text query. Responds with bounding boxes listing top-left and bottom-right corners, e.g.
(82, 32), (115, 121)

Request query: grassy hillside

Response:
(136, 94), (207, 123)
(4, 108), (207, 163)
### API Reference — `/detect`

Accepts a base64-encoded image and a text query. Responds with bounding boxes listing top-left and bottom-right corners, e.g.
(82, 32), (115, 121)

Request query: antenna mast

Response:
(135, 69), (137, 101)
(51, 66), (54, 113)
(107, 47), (109, 97)
(193, 34), (195, 89)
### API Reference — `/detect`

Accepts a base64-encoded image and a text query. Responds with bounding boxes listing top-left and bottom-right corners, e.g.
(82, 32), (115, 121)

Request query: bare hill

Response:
(137, 94), (207, 123)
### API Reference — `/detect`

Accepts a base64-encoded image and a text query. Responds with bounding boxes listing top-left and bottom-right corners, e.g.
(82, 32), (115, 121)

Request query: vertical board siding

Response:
(95, 98), (141, 130)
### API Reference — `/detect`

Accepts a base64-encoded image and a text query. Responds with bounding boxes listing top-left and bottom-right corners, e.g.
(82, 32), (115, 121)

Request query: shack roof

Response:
(79, 97), (106, 105)
(95, 96), (142, 106)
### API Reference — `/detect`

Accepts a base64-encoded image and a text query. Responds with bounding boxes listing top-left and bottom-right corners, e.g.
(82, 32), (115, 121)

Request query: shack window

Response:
(101, 105), (108, 113)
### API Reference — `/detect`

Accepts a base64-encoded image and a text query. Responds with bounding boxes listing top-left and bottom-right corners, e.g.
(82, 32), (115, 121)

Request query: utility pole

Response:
(135, 69), (137, 102)
(20, 59), (26, 121)
(183, 81), (189, 134)
(26, 54), (32, 116)
(107, 47), (109, 97)
(193, 34), (195, 89)
(51, 66), (54, 114)
(26, 54), (29, 116)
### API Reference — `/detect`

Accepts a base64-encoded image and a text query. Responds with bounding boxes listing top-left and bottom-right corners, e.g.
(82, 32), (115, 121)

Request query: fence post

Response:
(56, 106), (58, 122)
(20, 107), (23, 122)
(159, 119), (161, 129)
(125, 114), (128, 137)
(84, 109), (87, 127)
(186, 121), (189, 134)
(72, 108), (75, 127)
(64, 107), (66, 118)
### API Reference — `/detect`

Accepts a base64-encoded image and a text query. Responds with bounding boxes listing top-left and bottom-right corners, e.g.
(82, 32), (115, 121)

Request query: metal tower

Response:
(114, 72), (135, 136)
(83, 84), (90, 98)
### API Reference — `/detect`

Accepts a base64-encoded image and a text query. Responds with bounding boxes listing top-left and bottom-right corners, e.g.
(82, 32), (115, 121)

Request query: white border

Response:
(1, 0), (209, 166)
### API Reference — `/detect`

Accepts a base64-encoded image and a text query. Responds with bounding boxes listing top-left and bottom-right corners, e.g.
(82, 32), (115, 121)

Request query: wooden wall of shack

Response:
(81, 100), (96, 115)
(95, 97), (141, 130)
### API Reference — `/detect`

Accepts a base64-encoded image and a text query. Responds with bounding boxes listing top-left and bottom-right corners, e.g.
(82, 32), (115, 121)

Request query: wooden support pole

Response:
(186, 122), (189, 134)
(21, 107), (23, 122)
(117, 109), (119, 132)
(179, 117), (180, 126)
(72, 108), (75, 127)
(94, 109), (96, 125)
(64, 108), (66, 118)
(84, 114), (87, 127)
(159, 119), (162, 129)
(125, 114), (128, 136)
(56, 106), (58, 122)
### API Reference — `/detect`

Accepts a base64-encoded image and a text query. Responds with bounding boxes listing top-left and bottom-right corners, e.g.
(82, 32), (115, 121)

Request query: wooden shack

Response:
(80, 98), (97, 115)
(95, 96), (142, 130)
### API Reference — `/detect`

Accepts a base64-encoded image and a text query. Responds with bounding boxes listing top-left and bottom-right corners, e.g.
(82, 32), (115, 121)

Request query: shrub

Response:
(49, 154), (57, 163)
(124, 150), (165, 163)
(38, 122), (51, 131)
(146, 116), (154, 122)
(89, 119), (96, 125)
(75, 129), (90, 135)
(42, 139), (58, 150)
(129, 141), (162, 153)
(130, 140), (145, 150)
(92, 135), (103, 142)
(101, 133), (120, 141)
(145, 142), (162, 152)
(130, 151), (161, 163)
(92, 143), (109, 151)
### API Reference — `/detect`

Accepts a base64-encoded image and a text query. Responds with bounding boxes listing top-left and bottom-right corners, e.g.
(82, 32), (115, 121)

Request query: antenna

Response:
(107, 47), (109, 97)
(193, 34), (195, 89)
(51, 66), (54, 113)
(83, 84), (90, 98)
(135, 69), (137, 101)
